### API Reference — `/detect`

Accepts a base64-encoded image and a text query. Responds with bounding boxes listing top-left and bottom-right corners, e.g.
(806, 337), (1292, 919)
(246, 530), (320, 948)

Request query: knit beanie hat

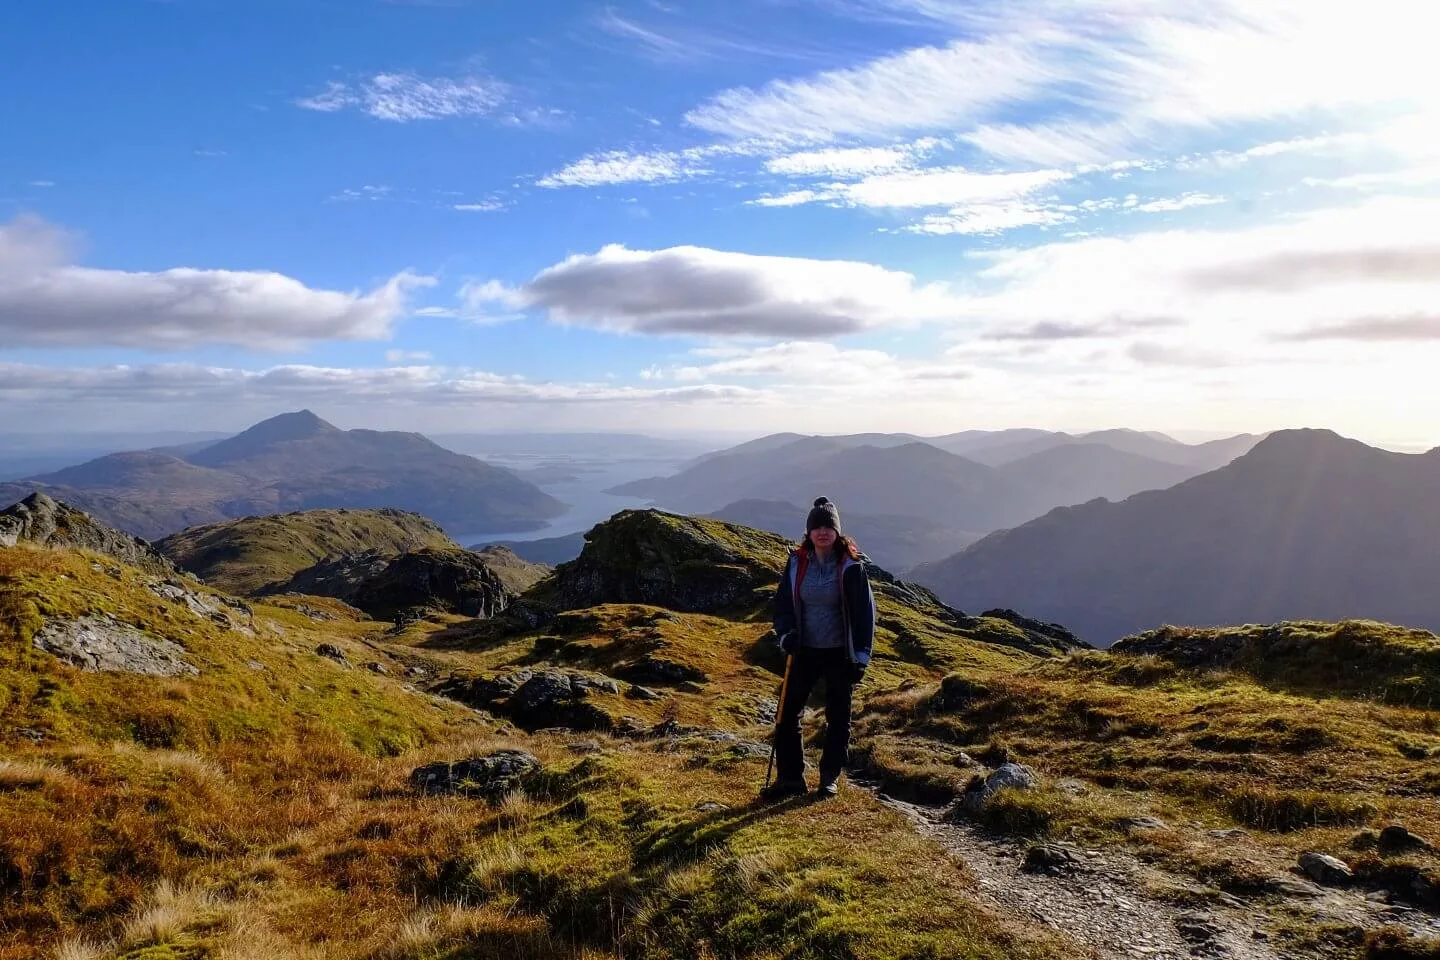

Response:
(806, 496), (841, 535)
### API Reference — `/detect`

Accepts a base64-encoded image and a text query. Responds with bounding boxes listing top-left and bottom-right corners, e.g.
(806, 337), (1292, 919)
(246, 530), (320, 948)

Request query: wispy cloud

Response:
(297, 72), (507, 122)
(1132, 193), (1225, 214)
(28, 180), (56, 188)
(764, 140), (939, 177)
(686, 33), (1049, 144)
(453, 200), (505, 212)
(536, 150), (708, 188)
(0, 214), (429, 350)
(685, 1), (1437, 166)
(385, 349), (433, 361)
(0, 361), (765, 406)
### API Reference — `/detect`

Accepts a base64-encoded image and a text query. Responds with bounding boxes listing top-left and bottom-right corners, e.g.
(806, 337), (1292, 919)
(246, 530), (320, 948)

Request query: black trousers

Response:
(774, 647), (853, 783)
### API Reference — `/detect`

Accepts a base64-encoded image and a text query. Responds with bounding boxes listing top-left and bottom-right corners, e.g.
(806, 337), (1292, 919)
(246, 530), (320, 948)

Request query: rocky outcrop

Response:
(409, 750), (540, 798)
(435, 668), (623, 732)
(146, 578), (254, 635)
(0, 492), (174, 577)
(270, 547), (514, 622)
(537, 510), (789, 616)
(33, 615), (198, 677)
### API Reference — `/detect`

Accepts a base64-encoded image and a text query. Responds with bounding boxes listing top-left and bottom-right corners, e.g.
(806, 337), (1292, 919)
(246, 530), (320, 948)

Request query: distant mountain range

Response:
(0, 411), (566, 541)
(705, 499), (981, 572)
(912, 429), (1440, 646)
(609, 429), (1263, 539)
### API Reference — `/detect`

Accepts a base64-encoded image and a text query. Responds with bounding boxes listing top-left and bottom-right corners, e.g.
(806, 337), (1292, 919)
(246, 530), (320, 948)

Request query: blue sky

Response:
(2, 0), (1437, 446)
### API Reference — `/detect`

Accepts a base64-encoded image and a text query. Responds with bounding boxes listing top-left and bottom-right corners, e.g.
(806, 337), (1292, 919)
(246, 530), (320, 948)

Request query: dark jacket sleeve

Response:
(772, 554), (797, 645)
(846, 562), (876, 663)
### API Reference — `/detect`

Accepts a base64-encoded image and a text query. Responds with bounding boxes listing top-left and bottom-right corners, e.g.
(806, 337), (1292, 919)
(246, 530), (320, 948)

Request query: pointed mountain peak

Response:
(241, 410), (339, 442)
(187, 411), (341, 467)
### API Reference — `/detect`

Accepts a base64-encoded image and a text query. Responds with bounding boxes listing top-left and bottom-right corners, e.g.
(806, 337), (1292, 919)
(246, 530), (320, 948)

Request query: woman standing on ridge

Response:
(763, 496), (876, 800)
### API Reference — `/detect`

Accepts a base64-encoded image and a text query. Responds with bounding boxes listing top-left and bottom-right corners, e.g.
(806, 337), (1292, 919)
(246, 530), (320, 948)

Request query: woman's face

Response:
(809, 525), (837, 550)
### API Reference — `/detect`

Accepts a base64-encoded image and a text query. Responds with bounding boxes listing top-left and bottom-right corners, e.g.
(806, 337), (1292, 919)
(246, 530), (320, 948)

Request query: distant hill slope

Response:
(912, 429), (1440, 646)
(0, 410), (566, 540)
(477, 532), (587, 567)
(995, 443), (1196, 507)
(706, 498), (980, 572)
(611, 432), (1234, 534)
(959, 428), (1261, 469)
(611, 439), (1032, 527)
(156, 507), (461, 595)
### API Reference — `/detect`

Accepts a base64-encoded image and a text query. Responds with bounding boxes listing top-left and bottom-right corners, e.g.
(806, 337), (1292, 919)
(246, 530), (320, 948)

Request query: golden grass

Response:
(0, 758), (72, 791)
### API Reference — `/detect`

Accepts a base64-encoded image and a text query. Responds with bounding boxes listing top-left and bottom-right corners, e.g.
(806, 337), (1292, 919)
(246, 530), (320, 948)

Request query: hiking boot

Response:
(817, 774), (841, 797)
(759, 779), (807, 802)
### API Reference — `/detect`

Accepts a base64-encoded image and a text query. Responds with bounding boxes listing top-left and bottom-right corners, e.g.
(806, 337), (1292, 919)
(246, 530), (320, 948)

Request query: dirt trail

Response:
(871, 790), (1440, 960)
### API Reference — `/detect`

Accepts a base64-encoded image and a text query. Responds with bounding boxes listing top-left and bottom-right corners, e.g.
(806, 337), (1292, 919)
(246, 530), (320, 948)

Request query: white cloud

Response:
(0, 362), (766, 407)
(536, 150), (707, 188)
(385, 349), (433, 362)
(453, 200), (505, 212)
(838, 166), (1069, 209)
(671, 341), (901, 381)
(764, 142), (936, 177)
(748, 165), (1074, 234)
(962, 196), (1440, 350)
(296, 72), (507, 122)
(495, 244), (965, 338)
(907, 202), (1073, 235)
(1132, 193), (1226, 214)
(748, 190), (829, 207)
(29, 180), (55, 188)
(0, 215), (428, 350)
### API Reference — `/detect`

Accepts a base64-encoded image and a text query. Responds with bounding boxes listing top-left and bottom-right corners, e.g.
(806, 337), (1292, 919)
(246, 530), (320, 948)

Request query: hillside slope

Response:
(156, 507), (460, 595)
(914, 429), (1440, 645)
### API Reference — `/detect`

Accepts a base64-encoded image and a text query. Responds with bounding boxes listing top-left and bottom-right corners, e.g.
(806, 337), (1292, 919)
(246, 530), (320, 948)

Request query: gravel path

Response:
(878, 793), (1283, 960)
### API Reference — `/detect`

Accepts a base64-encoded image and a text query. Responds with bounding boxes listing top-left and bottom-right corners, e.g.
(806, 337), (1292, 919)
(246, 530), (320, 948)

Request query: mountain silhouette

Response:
(912, 429), (1440, 645)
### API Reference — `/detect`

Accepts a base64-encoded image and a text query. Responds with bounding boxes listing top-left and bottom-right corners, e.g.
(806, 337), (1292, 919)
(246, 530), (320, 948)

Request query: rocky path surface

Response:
(871, 790), (1440, 960)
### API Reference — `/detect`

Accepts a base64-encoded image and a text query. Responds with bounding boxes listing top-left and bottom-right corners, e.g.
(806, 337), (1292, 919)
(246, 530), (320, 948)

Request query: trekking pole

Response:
(763, 652), (794, 791)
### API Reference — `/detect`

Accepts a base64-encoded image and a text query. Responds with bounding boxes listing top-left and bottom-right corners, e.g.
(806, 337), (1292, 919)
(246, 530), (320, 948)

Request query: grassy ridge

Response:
(155, 509), (459, 595)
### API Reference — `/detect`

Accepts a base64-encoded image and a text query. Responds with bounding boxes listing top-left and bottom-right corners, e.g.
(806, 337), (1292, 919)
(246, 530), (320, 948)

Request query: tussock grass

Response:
(1228, 787), (1376, 832)
(49, 940), (104, 960)
(0, 758), (71, 791)
(121, 879), (222, 947)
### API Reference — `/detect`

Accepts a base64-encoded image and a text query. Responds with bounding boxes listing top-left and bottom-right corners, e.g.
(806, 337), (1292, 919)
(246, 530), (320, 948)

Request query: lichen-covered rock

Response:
(623, 655), (708, 686)
(146, 578), (254, 634)
(315, 643), (349, 665)
(33, 615), (198, 677)
(509, 670), (614, 732)
(409, 750), (540, 798)
(1299, 851), (1353, 887)
(0, 492), (174, 576)
(956, 762), (1039, 813)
